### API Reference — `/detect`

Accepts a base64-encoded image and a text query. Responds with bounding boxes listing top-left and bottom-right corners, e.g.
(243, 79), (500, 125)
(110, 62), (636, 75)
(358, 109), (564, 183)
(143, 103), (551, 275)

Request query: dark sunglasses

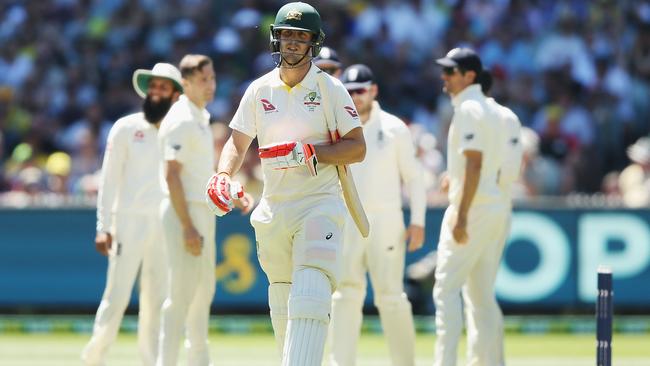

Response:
(442, 66), (460, 75)
(347, 88), (369, 96)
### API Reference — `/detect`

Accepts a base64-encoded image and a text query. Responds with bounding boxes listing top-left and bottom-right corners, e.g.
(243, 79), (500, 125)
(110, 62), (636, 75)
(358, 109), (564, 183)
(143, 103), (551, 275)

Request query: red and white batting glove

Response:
(205, 173), (244, 217)
(258, 141), (318, 176)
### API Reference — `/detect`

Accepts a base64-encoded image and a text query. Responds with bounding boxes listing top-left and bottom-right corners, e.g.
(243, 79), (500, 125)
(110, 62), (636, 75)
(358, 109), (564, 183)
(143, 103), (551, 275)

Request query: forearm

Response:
(167, 173), (193, 229)
(217, 137), (246, 176)
(458, 160), (481, 217)
(314, 128), (366, 165)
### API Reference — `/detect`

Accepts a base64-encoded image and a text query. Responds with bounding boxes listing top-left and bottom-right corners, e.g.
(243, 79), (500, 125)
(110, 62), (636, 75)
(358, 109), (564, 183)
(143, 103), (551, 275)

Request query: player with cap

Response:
(156, 54), (253, 366)
(82, 63), (183, 366)
(313, 46), (343, 78)
(328, 64), (426, 366)
(206, 2), (365, 365)
(432, 48), (506, 366)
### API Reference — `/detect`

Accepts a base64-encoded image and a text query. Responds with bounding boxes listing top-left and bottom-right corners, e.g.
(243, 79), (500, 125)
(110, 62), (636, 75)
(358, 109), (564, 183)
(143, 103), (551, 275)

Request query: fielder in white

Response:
(328, 64), (426, 366)
(205, 3), (365, 365)
(82, 63), (183, 366)
(156, 54), (253, 366)
(466, 70), (524, 366)
(433, 48), (506, 366)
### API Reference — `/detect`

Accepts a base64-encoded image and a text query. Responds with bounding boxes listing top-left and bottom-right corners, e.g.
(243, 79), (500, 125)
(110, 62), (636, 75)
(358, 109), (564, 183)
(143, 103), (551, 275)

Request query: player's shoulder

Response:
(111, 112), (145, 133)
(379, 109), (409, 132)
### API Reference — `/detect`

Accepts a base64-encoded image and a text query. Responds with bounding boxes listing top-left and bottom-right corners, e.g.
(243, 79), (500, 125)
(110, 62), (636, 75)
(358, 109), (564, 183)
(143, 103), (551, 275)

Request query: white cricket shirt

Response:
(96, 112), (163, 233)
(350, 101), (426, 226)
(487, 97), (523, 203)
(158, 95), (214, 203)
(446, 84), (504, 207)
(230, 64), (361, 202)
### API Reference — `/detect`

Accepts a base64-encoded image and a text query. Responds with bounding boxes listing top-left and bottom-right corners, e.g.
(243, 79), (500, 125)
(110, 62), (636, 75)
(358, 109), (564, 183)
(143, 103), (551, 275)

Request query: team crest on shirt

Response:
(303, 92), (321, 111)
(261, 99), (278, 113)
(133, 130), (145, 142)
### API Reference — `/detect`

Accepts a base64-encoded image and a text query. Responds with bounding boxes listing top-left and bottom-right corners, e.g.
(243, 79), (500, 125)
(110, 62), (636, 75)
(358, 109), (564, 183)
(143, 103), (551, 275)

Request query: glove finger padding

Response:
(258, 141), (318, 176)
(206, 174), (234, 217)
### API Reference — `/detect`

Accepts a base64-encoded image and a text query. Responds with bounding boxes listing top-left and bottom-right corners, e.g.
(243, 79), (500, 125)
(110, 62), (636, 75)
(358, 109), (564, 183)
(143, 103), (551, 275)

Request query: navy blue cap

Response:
(314, 47), (342, 67)
(436, 47), (483, 74)
(340, 64), (374, 89)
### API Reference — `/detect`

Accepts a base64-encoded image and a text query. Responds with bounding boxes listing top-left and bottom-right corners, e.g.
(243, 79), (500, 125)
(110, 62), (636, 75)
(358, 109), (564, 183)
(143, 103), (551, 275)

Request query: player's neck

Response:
(186, 93), (207, 110)
(279, 62), (310, 88)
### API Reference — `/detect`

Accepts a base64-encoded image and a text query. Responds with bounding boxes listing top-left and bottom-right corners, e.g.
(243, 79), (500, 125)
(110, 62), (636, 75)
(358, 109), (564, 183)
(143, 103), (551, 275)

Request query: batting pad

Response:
(283, 268), (331, 366)
(269, 283), (291, 357)
(375, 293), (416, 366)
(329, 286), (365, 366)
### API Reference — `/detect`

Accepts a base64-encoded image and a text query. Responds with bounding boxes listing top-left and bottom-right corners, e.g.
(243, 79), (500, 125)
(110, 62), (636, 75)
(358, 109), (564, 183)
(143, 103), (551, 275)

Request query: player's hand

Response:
(206, 173), (244, 216)
(439, 172), (450, 194)
(234, 191), (255, 215)
(452, 213), (468, 244)
(183, 225), (202, 256)
(95, 232), (112, 256)
(405, 224), (425, 252)
(258, 141), (318, 176)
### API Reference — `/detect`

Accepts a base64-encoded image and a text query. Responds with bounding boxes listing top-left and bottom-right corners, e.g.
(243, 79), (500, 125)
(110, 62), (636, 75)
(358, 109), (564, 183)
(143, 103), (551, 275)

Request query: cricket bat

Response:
(328, 130), (370, 238)
(317, 72), (370, 238)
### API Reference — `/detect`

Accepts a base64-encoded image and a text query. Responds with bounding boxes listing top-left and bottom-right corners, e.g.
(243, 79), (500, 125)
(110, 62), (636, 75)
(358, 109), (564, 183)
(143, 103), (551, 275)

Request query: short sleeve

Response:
(229, 84), (257, 138)
(162, 122), (192, 163)
(330, 82), (361, 136)
(454, 105), (486, 154)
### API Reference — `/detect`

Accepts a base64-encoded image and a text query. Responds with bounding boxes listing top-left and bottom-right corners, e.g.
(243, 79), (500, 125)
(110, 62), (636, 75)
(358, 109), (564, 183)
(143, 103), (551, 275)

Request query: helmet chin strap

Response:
(279, 50), (312, 69)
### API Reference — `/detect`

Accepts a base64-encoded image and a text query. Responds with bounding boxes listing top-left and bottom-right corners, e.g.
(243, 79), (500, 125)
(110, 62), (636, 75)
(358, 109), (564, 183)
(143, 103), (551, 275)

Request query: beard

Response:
(143, 95), (173, 124)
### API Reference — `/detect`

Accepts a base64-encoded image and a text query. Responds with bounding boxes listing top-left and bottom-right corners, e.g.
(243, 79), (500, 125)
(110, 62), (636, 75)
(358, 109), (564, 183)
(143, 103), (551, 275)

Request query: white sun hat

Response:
(132, 63), (183, 98)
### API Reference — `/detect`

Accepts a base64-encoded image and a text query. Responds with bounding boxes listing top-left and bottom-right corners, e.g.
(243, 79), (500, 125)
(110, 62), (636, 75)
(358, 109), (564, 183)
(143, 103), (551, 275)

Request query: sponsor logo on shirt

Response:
(172, 144), (182, 151)
(344, 105), (359, 118)
(134, 130), (145, 142)
(303, 91), (321, 111)
(464, 133), (474, 141)
(261, 99), (277, 113)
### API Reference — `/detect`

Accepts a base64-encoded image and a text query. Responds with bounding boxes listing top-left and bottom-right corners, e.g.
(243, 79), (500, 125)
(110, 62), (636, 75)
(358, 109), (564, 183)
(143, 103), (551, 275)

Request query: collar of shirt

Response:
(451, 84), (484, 108)
(179, 94), (210, 125)
(363, 100), (382, 128)
(268, 63), (319, 91)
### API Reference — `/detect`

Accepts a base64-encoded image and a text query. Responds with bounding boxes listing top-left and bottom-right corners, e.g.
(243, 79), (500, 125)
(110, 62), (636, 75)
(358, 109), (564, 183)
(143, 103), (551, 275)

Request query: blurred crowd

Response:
(1, 0), (650, 207)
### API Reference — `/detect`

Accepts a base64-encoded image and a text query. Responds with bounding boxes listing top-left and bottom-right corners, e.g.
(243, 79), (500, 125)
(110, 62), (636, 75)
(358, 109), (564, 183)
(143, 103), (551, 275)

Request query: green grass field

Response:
(1, 331), (649, 365)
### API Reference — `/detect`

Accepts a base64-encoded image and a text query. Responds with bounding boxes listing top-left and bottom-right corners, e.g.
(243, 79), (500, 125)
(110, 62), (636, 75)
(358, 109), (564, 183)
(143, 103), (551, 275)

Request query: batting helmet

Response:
(269, 2), (325, 59)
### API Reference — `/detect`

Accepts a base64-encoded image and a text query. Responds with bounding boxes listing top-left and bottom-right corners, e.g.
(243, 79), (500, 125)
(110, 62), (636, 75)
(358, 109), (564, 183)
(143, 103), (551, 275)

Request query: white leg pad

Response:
(375, 293), (416, 366)
(328, 286), (365, 366)
(282, 268), (332, 366)
(269, 283), (291, 357)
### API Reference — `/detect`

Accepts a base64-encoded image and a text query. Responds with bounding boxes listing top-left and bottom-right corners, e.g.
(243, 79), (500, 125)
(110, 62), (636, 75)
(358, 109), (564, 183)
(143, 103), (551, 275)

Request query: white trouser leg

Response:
(185, 236), (216, 366)
(433, 205), (502, 366)
(367, 211), (415, 366)
(269, 283), (291, 357)
(137, 215), (167, 366)
(329, 215), (367, 366)
(464, 210), (509, 366)
(283, 268), (332, 366)
(329, 286), (365, 366)
(82, 213), (144, 366)
(156, 200), (216, 366)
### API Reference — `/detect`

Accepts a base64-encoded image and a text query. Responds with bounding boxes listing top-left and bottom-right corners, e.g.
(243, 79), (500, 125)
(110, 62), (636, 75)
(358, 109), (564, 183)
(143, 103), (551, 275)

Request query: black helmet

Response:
(270, 2), (325, 60)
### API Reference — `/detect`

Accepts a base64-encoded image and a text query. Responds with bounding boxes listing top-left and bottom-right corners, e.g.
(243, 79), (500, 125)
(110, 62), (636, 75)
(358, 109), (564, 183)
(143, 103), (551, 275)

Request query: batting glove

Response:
(205, 173), (244, 217)
(258, 141), (318, 176)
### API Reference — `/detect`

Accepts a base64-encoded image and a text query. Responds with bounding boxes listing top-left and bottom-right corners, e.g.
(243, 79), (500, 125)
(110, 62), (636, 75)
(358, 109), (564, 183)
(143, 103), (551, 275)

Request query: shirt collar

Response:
(268, 63), (319, 90)
(451, 84), (484, 108)
(179, 95), (210, 125)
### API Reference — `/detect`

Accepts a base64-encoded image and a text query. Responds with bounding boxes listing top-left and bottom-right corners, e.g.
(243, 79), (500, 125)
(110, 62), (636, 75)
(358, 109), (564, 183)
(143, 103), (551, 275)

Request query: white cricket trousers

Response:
(156, 199), (216, 366)
(251, 196), (346, 366)
(82, 212), (167, 366)
(329, 210), (416, 366)
(433, 203), (507, 366)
